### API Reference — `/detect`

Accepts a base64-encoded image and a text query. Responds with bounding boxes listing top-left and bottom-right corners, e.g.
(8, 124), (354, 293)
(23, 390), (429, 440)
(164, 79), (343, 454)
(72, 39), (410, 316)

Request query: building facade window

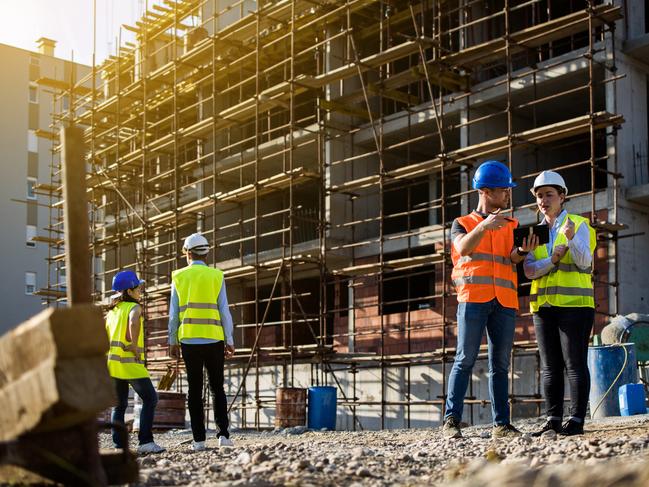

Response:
(28, 130), (38, 152)
(25, 272), (36, 295)
(26, 225), (37, 247)
(27, 177), (37, 199)
(29, 84), (38, 103)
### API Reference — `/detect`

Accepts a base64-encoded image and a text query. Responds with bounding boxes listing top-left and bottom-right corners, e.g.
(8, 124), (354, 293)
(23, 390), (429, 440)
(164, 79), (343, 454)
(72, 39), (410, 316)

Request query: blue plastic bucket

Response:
(587, 343), (637, 418)
(618, 383), (647, 416)
(307, 386), (337, 430)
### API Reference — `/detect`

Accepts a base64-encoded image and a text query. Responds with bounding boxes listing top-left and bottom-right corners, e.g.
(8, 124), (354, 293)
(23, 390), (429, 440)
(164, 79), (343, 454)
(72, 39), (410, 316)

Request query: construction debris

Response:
(0, 305), (112, 441)
(95, 415), (649, 486)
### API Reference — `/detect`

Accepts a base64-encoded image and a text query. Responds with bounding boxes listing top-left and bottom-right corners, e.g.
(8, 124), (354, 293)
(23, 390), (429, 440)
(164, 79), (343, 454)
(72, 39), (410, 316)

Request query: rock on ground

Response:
(97, 414), (649, 486)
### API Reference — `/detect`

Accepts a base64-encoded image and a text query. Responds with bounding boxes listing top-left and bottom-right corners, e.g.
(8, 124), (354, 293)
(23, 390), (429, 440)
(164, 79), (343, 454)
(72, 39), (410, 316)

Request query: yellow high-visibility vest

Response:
(529, 213), (596, 313)
(172, 265), (224, 342)
(105, 301), (149, 379)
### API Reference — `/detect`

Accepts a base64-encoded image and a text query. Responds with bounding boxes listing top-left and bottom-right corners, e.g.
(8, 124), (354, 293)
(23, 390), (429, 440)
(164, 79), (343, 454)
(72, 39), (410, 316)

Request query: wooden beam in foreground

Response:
(0, 305), (113, 442)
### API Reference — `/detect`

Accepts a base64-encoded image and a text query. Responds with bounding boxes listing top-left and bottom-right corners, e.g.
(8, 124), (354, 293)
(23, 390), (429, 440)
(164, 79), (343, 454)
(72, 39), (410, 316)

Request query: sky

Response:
(0, 0), (165, 66)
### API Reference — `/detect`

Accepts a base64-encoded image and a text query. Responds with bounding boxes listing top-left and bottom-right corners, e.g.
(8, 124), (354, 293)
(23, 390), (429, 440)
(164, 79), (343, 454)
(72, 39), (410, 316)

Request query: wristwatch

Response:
(516, 247), (529, 256)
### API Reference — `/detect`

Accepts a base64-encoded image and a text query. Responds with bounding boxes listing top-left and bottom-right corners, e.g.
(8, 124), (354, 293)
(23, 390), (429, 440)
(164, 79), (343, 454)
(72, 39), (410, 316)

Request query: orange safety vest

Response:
(451, 212), (519, 309)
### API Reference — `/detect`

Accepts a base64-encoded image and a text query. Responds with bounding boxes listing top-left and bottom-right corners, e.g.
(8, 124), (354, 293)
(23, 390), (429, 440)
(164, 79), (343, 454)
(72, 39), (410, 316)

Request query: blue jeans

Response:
(112, 377), (158, 447)
(444, 299), (516, 425)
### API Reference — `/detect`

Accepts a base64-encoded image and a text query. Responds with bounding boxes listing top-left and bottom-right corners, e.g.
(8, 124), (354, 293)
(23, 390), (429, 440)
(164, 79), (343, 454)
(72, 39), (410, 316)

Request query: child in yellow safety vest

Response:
(106, 270), (165, 454)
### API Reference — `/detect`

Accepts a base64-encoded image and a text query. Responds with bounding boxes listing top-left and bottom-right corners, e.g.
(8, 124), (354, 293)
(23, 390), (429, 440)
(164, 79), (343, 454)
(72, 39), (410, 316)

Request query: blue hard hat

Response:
(472, 160), (517, 189)
(112, 270), (145, 292)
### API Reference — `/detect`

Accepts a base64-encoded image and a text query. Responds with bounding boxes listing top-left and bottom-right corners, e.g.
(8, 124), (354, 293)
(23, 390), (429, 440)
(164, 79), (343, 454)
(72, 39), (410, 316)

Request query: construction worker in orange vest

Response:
(442, 160), (538, 439)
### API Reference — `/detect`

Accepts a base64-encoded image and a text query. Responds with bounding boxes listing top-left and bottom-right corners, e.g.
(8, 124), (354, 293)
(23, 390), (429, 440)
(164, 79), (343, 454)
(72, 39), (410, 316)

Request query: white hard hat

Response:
(531, 170), (568, 195)
(183, 233), (210, 255)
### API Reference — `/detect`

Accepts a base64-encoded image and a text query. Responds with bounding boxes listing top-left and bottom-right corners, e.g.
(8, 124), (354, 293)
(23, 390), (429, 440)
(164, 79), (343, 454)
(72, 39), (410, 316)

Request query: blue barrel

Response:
(588, 343), (638, 418)
(308, 386), (337, 430)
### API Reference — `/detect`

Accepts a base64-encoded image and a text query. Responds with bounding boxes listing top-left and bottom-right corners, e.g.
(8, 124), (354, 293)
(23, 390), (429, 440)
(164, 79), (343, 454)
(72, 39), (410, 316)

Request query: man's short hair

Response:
(188, 250), (208, 261)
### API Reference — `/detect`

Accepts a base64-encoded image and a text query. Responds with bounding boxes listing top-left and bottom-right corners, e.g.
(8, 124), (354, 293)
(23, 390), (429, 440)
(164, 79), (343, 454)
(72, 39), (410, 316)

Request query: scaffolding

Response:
(36, 0), (626, 429)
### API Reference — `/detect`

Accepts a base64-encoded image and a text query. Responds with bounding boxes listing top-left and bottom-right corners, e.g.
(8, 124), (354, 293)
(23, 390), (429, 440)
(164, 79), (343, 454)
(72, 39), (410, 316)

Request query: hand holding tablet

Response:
(514, 225), (549, 248)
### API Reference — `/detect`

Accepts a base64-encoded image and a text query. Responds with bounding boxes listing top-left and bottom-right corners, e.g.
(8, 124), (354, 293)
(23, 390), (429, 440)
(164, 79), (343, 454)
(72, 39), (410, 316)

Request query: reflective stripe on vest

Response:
(451, 212), (519, 309)
(105, 301), (150, 380)
(530, 286), (594, 299)
(529, 213), (596, 312)
(178, 302), (219, 312)
(109, 340), (145, 355)
(107, 354), (142, 364)
(452, 275), (517, 290)
(456, 253), (513, 267)
(172, 265), (225, 342)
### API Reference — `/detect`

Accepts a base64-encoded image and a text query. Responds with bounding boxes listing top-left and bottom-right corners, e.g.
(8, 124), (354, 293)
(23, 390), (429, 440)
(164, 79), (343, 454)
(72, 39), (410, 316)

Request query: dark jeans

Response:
(181, 341), (229, 441)
(112, 377), (158, 447)
(533, 306), (594, 422)
(445, 299), (516, 425)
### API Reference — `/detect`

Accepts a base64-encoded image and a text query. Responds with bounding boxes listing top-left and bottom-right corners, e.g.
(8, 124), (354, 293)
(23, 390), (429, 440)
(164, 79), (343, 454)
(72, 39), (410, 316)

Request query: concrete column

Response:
(616, 0), (645, 41)
(607, 45), (649, 314)
(609, 55), (649, 185)
(324, 25), (351, 243)
(459, 102), (470, 215)
(347, 282), (355, 352)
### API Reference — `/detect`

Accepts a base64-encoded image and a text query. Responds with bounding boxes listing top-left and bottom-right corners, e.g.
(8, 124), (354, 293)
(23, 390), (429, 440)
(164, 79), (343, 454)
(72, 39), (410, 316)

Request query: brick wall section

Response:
(144, 296), (172, 362)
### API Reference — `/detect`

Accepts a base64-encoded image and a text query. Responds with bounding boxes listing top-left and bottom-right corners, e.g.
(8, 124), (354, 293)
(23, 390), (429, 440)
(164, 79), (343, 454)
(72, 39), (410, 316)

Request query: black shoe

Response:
(560, 419), (584, 436)
(531, 419), (562, 437)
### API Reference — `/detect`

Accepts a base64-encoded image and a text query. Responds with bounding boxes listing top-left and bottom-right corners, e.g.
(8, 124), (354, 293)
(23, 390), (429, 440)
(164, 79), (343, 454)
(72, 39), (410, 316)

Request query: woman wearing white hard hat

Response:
(524, 171), (596, 436)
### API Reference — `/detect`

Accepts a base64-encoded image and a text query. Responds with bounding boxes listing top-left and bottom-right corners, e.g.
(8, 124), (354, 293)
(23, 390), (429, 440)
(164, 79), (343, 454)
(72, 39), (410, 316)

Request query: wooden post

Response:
(60, 125), (107, 485)
(61, 125), (92, 305)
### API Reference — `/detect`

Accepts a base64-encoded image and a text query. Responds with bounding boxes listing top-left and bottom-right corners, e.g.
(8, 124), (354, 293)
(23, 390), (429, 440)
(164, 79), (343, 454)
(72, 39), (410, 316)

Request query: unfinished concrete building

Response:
(35, 0), (649, 430)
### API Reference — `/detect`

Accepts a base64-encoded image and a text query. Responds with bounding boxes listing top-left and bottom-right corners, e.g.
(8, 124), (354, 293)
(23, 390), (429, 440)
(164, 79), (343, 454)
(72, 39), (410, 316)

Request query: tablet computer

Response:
(514, 225), (549, 247)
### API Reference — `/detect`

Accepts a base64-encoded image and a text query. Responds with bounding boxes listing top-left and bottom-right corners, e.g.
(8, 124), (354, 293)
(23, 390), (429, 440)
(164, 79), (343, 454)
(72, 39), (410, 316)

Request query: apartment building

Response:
(0, 38), (89, 333)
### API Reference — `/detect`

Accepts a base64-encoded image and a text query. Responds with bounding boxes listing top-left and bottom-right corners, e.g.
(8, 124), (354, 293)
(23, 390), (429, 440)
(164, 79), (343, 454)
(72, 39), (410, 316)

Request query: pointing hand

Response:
(562, 218), (575, 240)
(480, 209), (508, 231)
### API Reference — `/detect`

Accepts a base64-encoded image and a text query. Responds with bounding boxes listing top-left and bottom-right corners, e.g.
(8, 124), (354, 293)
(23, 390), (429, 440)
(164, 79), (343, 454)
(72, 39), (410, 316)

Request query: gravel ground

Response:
(98, 414), (649, 486)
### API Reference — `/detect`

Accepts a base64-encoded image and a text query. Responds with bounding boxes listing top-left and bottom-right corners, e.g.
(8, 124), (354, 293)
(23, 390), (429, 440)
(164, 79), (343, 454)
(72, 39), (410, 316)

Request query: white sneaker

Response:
(218, 436), (234, 447)
(191, 440), (206, 451)
(137, 442), (165, 454)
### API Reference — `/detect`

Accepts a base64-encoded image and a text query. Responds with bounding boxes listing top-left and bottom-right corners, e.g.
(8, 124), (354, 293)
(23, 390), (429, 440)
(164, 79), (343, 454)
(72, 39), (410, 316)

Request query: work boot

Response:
(442, 416), (462, 439)
(218, 436), (234, 447)
(137, 442), (165, 454)
(531, 419), (562, 437)
(492, 423), (522, 438)
(560, 419), (584, 436)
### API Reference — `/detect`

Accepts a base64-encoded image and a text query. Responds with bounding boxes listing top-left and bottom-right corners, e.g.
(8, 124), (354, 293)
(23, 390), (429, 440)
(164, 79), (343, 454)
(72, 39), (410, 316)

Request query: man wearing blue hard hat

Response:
(168, 233), (235, 451)
(443, 160), (538, 439)
(106, 270), (165, 454)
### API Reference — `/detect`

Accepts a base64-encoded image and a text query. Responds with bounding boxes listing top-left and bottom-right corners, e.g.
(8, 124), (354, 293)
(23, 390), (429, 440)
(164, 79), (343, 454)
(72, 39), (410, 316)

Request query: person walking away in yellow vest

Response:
(105, 270), (165, 454)
(442, 161), (539, 439)
(524, 171), (596, 437)
(168, 233), (235, 451)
